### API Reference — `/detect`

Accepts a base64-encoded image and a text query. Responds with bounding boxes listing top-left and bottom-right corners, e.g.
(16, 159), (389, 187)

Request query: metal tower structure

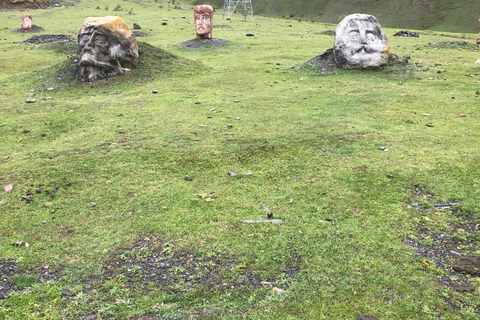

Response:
(223, 0), (254, 22)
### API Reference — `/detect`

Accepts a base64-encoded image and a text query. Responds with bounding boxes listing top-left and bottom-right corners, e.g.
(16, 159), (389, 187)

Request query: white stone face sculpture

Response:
(334, 14), (391, 69)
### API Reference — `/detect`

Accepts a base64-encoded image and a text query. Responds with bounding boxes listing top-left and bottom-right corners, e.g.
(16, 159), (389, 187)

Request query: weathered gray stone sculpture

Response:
(77, 16), (139, 82)
(334, 14), (391, 69)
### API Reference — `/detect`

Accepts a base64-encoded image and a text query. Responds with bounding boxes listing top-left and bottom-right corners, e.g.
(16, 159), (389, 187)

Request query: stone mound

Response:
(394, 30), (419, 37)
(179, 38), (230, 49)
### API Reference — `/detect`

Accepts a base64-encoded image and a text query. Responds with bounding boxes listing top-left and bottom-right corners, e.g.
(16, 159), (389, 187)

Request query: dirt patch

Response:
(11, 25), (44, 33)
(0, 259), (19, 300)
(104, 237), (299, 296)
(18, 34), (75, 45)
(179, 38), (230, 49)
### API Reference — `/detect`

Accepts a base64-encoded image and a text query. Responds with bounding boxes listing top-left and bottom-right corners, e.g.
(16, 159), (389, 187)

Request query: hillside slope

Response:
(201, 0), (480, 33)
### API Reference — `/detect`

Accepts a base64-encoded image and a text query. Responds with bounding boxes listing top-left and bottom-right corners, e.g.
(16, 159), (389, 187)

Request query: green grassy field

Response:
(1, 0), (480, 319)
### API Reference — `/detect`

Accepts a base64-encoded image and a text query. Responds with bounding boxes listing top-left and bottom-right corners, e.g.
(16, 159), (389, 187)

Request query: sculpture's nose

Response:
(359, 32), (367, 44)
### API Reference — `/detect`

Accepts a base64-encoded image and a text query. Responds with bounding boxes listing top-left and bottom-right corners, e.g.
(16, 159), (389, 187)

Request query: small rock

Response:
(233, 100), (239, 103)
(227, 171), (238, 176)
(184, 176), (193, 181)
(12, 241), (24, 246)
(379, 146), (386, 150)
(452, 284), (475, 292)
(209, 108), (215, 111)
(0, 200), (4, 204)
(409, 119), (416, 123)
(458, 113), (466, 117)
(426, 122), (434, 127)
(273, 287), (285, 294)
(227, 124), (233, 128)
(47, 87), (54, 91)
(23, 129), (30, 134)
(162, 22), (167, 26)
(2, 156), (9, 161)
(246, 33), (254, 36)
(261, 281), (272, 287)
(195, 101), (201, 104)
(152, 90), (158, 94)
(133, 23), (141, 29)
(290, 175), (297, 179)
(43, 202), (53, 207)
(25, 99), (36, 103)
(162, 18), (168, 21)
(4, 184), (13, 192)
(88, 201), (96, 205)
(422, 113), (431, 116)
(62, 289), (73, 296)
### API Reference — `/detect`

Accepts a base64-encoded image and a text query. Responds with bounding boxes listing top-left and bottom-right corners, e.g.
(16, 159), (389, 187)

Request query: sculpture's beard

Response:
(344, 43), (384, 67)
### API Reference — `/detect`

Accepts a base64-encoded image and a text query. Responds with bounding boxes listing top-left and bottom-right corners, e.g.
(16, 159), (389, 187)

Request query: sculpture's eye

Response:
(95, 35), (108, 46)
(348, 30), (359, 40)
(366, 32), (376, 42)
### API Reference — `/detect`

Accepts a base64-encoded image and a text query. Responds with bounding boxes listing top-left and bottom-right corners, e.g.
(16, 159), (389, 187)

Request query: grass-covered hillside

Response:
(1, 0), (480, 319)
(200, 0), (480, 33)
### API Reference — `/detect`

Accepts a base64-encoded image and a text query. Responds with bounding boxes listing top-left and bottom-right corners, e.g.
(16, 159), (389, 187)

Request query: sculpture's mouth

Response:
(196, 25), (209, 34)
(79, 52), (97, 67)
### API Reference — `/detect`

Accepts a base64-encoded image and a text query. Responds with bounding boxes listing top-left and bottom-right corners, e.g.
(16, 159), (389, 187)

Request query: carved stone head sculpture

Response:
(334, 14), (390, 69)
(77, 16), (139, 82)
(194, 5), (213, 39)
(21, 14), (32, 32)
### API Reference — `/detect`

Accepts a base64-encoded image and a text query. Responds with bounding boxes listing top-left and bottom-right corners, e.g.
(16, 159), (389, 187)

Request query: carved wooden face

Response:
(194, 5), (213, 39)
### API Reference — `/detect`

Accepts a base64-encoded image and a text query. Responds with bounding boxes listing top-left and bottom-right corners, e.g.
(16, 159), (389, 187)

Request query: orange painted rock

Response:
(77, 16), (138, 81)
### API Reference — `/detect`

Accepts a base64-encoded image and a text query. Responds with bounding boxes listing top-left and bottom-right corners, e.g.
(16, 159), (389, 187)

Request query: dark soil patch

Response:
(0, 259), (19, 300)
(305, 48), (336, 73)
(179, 38), (230, 49)
(104, 237), (299, 296)
(12, 25), (44, 33)
(18, 34), (75, 45)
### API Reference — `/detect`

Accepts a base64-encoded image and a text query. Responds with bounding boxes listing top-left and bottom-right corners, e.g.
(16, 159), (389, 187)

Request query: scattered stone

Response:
(152, 90), (158, 94)
(452, 284), (475, 292)
(458, 113), (466, 117)
(233, 100), (239, 103)
(162, 22), (167, 26)
(422, 113), (431, 116)
(0, 200), (4, 204)
(426, 123), (434, 127)
(452, 256), (480, 276)
(162, 18), (168, 21)
(227, 171), (238, 176)
(227, 124), (233, 128)
(261, 281), (272, 287)
(379, 146), (386, 150)
(12, 241), (24, 246)
(409, 119), (416, 123)
(46, 87), (54, 91)
(246, 33), (254, 36)
(2, 156), (9, 161)
(43, 202), (52, 207)
(241, 219), (283, 224)
(133, 23), (141, 30)
(393, 30), (419, 37)
(184, 176), (193, 181)
(433, 201), (460, 210)
(273, 287), (285, 294)
(88, 201), (96, 206)
(61, 289), (73, 296)
(3, 184), (13, 193)
(22, 129), (30, 134)
(195, 101), (201, 104)
(25, 99), (36, 103)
